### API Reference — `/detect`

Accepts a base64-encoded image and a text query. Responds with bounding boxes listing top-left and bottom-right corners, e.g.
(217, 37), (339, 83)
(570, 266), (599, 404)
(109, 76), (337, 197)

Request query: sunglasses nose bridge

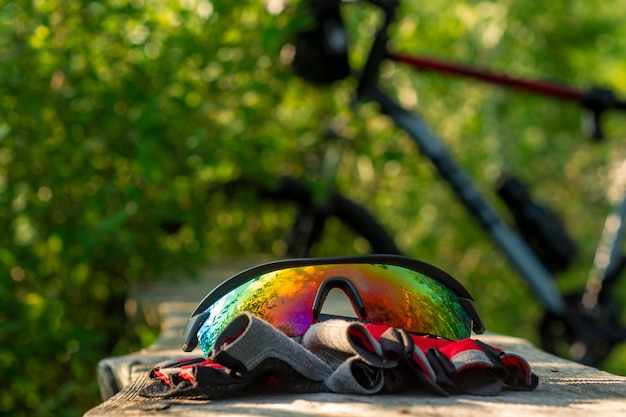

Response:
(311, 276), (368, 321)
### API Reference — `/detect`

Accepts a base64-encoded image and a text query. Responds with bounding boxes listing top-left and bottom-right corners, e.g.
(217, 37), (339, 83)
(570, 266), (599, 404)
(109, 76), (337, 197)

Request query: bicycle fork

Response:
(584, 159), (626, 311)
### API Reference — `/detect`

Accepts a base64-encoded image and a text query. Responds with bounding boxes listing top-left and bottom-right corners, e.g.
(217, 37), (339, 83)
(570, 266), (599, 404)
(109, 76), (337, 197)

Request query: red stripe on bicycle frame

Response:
(391, 53), (586, 103)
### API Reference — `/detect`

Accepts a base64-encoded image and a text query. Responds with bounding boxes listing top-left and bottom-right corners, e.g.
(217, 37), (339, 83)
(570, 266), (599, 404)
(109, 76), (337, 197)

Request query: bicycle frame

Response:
(391, 54), (626, 142)
(322, 0), (626, 352)
(367, 86), (572, 313)
(356, 0), (570, 316)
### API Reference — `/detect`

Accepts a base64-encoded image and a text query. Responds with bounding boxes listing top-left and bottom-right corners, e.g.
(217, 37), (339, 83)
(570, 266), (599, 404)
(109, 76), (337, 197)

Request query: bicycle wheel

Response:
(538, 291), (618, 367)
(220, 176), (403, 258)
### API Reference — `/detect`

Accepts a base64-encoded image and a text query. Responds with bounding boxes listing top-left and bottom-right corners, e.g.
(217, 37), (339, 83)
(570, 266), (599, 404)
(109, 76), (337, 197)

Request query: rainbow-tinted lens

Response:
(197, 266), (322, 354)
(186, 257), (483, 356)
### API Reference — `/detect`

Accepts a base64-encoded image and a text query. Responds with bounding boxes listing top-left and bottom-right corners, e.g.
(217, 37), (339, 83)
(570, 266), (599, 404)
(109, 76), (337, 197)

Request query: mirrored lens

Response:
(353, 264), (472, 340)
(196, 263), (473, 355)
(197, 266), (321, 355)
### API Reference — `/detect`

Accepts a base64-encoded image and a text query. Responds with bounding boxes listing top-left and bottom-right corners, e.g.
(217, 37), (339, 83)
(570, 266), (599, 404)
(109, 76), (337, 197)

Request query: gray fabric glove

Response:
(210, 312), (333, 393)
(302, 320), (406, 394)
(302, 319), (398, 369)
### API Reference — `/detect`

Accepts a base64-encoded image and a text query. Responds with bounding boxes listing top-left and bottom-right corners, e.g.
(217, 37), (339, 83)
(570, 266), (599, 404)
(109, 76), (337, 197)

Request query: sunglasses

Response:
(182, 255), (485, 355)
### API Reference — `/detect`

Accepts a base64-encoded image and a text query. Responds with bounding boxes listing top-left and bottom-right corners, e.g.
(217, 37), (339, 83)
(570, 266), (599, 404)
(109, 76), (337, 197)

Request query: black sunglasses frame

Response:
(182, 254), (485, 352)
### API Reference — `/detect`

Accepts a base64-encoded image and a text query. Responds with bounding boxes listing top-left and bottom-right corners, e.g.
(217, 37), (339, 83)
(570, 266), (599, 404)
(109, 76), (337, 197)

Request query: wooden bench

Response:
(84, 257), (626, 416)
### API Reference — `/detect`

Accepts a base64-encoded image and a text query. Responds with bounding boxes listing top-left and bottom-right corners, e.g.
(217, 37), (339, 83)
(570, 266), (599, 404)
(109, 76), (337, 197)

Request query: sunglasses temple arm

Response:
(460, 298), (486, 334)
(181, 311), (210, 352)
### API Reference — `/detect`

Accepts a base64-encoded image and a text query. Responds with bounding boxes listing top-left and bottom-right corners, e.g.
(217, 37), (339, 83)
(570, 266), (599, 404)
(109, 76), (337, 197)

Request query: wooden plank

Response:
(85, 335), (626, 417)
(97, 256), (272, 400)
(84, 257), (626, 416)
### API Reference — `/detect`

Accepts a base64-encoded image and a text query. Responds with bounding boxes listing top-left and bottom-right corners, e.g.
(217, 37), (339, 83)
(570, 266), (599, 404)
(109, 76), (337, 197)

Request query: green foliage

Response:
(2, 1), (626, 415)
